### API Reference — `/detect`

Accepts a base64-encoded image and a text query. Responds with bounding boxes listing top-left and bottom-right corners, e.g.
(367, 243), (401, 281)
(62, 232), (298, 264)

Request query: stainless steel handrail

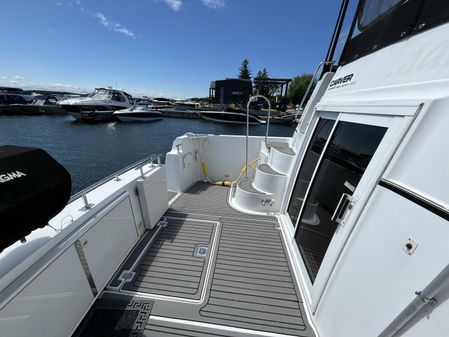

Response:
(69, 152), (164, 203)
(295, 61), (334, 121)
(245, 95), (271, 178)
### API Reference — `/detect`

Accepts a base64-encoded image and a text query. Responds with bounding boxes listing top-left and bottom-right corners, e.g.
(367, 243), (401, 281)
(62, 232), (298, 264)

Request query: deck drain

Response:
(195, 246), (208, 257)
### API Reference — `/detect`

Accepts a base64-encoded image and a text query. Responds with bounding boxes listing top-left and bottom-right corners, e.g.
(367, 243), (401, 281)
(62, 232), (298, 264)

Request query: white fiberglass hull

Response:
(116, 116), (162, 122)
(114, 110), (162, 122)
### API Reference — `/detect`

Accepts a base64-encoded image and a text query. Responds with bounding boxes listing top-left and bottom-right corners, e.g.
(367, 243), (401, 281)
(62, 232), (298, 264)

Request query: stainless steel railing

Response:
(70, 152), (164, 205)
(245, 95), (271, 178)
(294, 61), (334, 121)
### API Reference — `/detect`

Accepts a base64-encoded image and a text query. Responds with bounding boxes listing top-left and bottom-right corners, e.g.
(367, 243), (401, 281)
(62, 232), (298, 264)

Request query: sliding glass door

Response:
(294, 121), (387, 283)
(287, 118), (336, 226)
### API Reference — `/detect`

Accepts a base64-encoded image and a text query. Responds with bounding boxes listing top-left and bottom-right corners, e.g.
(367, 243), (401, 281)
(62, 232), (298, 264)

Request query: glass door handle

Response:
(331, 193), (354, 225)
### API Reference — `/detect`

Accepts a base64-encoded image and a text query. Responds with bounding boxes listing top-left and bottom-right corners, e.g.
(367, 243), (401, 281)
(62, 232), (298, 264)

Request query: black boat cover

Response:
(0, 146), (71, 252)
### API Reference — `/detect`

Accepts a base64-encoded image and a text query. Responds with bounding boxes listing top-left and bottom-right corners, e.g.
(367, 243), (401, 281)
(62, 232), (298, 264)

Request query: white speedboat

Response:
(114, 104), (162, 122)
(59, 88), (133, 122)
(198, 110), (265, 124)
(2, 1), (449, 337)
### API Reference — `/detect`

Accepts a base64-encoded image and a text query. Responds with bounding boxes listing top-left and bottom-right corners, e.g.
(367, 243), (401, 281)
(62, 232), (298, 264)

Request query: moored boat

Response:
(114, 104), (162, 122)
(9, 95), (65, 115)
(59, 88), (133, 122)
(0, 87), (34, 115)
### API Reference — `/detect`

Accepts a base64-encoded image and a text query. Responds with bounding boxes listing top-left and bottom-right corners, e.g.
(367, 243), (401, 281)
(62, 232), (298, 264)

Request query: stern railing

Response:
(70, 152), (164, 206)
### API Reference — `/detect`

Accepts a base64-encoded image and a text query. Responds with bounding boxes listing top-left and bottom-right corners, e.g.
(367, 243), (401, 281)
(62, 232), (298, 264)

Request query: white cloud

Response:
(56, 1), (62, 6)
(163, 0), (182, 11)
(0, 75), (91, 93)
(0, 76), (189, 98)
(95, 12), (136, 39)
(201, 0), (225, 9)
(64, 1), (136, 39)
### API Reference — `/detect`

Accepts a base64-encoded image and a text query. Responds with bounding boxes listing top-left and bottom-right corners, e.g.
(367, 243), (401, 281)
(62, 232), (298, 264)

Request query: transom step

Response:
(267, 141), (295, 156)
(258, 163), (285, 176)
(238, 178), (267, 195)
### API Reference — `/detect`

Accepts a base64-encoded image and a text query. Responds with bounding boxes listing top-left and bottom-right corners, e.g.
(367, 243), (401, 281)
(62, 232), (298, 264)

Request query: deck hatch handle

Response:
(331, 193), (354, 225)
(195, 246), (208, 257)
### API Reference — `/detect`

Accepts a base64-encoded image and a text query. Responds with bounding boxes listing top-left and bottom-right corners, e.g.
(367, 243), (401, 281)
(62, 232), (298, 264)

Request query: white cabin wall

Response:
(384, 98), (449, 209)
(314, 187), (449, 337)
(320, 23), (449, 106)
(286, 22), (449, 336)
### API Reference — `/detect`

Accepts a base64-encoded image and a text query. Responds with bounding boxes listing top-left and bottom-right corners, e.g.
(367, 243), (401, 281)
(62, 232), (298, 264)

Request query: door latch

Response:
(331, 193), (354, 225)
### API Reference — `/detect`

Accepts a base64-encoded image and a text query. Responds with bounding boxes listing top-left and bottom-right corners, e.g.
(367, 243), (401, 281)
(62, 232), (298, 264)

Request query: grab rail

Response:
(295, 61), (333, 121)
(245, 95), (271, 178)
(70, 152), (164, 204)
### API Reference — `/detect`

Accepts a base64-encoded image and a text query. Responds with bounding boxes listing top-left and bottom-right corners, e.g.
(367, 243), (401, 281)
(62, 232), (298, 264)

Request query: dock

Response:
(158, 108), (296, 125)
(158, 108), (201, 119)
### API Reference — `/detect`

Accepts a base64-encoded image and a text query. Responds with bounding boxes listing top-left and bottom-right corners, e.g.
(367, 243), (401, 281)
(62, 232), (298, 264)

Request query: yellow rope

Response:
(202, 157), (260, 187)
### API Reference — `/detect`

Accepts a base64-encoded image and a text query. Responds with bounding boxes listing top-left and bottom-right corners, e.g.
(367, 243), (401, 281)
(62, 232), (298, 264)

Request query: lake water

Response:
(0, 115), (294, 194)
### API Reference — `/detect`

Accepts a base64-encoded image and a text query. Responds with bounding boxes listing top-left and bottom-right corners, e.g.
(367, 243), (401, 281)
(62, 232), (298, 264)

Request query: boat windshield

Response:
(131, 104), (150, 111)
(92, 89), (112, 100)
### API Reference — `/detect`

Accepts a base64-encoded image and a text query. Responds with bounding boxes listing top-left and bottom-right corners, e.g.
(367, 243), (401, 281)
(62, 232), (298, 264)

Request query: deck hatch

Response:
(120, 218), (216, 301)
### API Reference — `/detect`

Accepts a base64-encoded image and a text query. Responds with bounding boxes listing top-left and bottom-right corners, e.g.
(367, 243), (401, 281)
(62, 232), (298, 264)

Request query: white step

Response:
(230, 178), (280, 213)
(253, 163), (287, 196)
(266, 141), (296, 174)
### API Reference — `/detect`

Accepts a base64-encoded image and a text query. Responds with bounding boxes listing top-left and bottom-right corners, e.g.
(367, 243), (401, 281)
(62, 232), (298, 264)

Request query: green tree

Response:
(254, 68), (276, 98)
(288, 74), (316, 106)
(238, 58), (252, 79)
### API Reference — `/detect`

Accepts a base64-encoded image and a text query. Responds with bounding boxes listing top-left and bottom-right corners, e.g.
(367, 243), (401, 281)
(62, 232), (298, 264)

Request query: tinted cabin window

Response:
(295, 122), (387, 283)
(288, 119), (335, 226)
(359, 0), (403, 29)
(112, 93), (125, 102)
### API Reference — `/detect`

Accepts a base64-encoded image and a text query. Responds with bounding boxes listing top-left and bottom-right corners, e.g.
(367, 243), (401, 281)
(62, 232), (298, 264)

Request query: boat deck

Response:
(73, 183), (315, 337)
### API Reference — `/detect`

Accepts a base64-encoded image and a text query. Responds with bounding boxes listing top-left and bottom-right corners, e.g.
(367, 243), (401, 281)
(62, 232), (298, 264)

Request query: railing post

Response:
(246, 99), (250, 179)
(295, 61), (333, 121)
(263, 98), (271, 147)
(246, 95), (271, 178)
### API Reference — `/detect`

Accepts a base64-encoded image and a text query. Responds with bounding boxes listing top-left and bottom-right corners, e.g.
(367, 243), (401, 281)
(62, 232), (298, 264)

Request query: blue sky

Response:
(0, 0), (343, 98)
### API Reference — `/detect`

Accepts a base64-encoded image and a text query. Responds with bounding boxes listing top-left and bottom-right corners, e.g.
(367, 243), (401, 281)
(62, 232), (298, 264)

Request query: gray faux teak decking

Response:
(81, 183), (314, 337)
